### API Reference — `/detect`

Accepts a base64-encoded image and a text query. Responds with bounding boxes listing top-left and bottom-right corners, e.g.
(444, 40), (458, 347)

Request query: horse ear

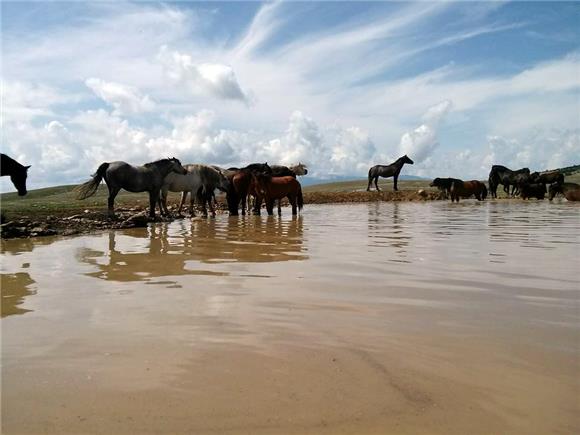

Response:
(25, 165), (31, 169)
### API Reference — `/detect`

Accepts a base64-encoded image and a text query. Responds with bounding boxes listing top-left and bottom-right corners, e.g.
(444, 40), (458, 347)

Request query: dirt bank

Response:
(0, 190), (441, 239)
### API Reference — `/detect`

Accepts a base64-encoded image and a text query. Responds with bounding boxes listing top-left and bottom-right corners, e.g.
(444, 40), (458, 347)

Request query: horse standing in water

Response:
(75, 158), (187, 218)
(159, 164), (230, 217)
(225, 163), (272, 216)
(549, 182), (580, 201)
(367, 155), (414, 191)
(450, 180), (487, 202)
(252, 174), (303, 216)
(0, 153), (31, 196)
(488, 165), (530, 198)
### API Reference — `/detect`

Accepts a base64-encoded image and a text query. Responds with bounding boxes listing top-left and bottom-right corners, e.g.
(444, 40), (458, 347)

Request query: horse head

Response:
(169, 157), (187, 175)
(403, 155), (414, 165)
(291, 162), (308, 176)
(11, 165), (30, 196)
(429, 178), (441, 187)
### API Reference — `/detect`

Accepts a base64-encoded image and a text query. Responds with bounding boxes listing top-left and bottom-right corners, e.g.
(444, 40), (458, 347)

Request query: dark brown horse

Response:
(530, 170), (565, 186)
(548, 182), (580, 201)
(488, 165), (530, 198)
(429, 177), (462, 199)
(367, 155), (414, 191)
(225, 163), (271, 216)
(450, 180), (487, 202)
(253, 174), (303, 215)
(1, 153), (30, 196)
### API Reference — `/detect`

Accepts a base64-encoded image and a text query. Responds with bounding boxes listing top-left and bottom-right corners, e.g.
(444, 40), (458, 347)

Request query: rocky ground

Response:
(0, 190), (442, 240)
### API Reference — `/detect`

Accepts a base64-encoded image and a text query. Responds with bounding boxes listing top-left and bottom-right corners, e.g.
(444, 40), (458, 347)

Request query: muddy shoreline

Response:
(0, 190), (442, 239)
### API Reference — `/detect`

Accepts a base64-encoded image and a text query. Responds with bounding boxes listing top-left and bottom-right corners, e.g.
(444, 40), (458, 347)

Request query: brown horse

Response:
(450, 180), (487, 202)
(225, 163), (272, 216)
(253, 174), (303, 215)
(548, 182), (580, 201)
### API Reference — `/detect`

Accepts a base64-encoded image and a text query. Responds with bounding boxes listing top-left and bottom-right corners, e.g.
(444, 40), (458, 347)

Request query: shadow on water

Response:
(1, 272), (36, 318)
(76, 215), (307, 283)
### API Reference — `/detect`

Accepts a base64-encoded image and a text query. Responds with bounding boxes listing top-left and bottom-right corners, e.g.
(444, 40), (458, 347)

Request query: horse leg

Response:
(241, 195), (247, 216)
(266, 200), (274, 216)
(178, 192), (187, 216)
(208, 193), (216, 217)
(278, 199), (283, 216)
(189, 190), (195, 216)
(393, 175), (399, 191)
(149, 190), (159, 219)
(366, 175), (372, 191)
(290, 195), (297, 215)
(107, 186), (120, 217)
(374, 176), (380, 191)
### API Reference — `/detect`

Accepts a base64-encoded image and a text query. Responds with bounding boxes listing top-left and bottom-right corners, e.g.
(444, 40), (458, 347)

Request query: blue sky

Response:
(1, 1), (579, 190)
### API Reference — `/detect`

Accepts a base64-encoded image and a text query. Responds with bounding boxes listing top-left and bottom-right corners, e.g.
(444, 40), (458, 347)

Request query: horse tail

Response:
(75, 162), (109, 200)
(297, 183), (303, 211)
(368, 166), (375, 180)
(482, 183), (488, 200)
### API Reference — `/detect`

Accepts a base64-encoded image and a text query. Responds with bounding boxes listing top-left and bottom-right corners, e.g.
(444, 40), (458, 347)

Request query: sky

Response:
(1, 0), (579, 191)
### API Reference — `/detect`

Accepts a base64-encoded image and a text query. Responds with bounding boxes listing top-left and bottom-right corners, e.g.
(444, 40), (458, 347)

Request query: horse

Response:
(225, 163), (272, 216)
(548, 182), (580, 201)
(1, 153), (31, 196)
(530, 170), (564, 186)
(367, 155), (414, 191)
(252, 174), (303, 216)
(270, 163), (308, 178)
(75, 158), (186, 218)
(159, 164), (230, 217)
(519, 183), (546, 200)
(429, 177), (462, 199)
(488, 165), (530, 198)
(252, 163), (308, 212)
(450, 180), (487, 202)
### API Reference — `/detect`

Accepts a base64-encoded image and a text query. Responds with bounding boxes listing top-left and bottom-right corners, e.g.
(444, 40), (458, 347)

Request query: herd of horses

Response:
(428, 165), (578, 202)
(74, 159), (307, 218)
(1, 152), (578, 222)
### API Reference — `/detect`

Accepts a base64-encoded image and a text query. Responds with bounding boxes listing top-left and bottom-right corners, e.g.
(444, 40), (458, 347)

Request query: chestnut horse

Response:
(253, 174), (303, 215)
(225, 163), (271, 216)
(450, 180), (487, 202)
(548, 182), (580, 201)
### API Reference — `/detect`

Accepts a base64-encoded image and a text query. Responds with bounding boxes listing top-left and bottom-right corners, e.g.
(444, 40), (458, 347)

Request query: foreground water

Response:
(1, 201), (579, 434)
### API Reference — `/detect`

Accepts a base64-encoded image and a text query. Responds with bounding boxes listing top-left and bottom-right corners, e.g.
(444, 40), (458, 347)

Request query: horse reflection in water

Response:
(0, 272), (36, 318)
(367, 202), (411, 263)
(78, 217), (306, 283)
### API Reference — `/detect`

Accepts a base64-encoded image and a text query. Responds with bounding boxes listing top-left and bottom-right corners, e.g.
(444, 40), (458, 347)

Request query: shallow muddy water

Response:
(1, 201), (579, 434)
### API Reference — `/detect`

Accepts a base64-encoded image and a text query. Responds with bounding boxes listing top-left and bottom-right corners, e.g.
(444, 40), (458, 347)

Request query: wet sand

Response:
(2, 202), (579, 434)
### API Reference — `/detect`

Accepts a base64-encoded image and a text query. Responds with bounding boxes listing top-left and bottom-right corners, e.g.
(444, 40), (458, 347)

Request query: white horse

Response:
(160, 164), (230, 217)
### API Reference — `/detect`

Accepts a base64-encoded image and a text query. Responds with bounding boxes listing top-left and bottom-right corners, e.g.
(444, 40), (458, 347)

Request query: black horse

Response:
(429, 177), (462, 199)
(75, 158), (187, 218)
(1, 153), (31, 196)
(367, 155), (414, 191)
(488, 165), (530, 198)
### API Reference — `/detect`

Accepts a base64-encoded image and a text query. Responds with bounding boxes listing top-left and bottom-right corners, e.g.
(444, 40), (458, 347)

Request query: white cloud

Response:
(85, 78), (155, 115)
(158, 46), (249, 103)
(399, 100), (452, 163)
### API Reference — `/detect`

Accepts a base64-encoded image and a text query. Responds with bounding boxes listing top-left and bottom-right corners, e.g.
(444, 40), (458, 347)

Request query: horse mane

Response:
(143, 158), (177, 168)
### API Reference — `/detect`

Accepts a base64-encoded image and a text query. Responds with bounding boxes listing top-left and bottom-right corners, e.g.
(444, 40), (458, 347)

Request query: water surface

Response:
(2, 201), (579, 434)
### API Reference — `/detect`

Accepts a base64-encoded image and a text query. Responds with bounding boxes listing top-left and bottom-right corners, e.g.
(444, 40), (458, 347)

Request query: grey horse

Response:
(75, 158), (187, 218)
(367, 155), (414, 191)
(159, 164), (230, 217)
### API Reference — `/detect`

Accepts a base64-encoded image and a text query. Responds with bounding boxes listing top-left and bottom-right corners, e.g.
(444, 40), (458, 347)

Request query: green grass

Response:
(0, 184), (184, 217)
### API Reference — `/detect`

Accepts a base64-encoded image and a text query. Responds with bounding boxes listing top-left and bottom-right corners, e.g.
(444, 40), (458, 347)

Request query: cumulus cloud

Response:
(85, 78), (155, 115)
(399, 100), (452, 162)
(157, 46), (250, 103)
(483, 129), (580, 172)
